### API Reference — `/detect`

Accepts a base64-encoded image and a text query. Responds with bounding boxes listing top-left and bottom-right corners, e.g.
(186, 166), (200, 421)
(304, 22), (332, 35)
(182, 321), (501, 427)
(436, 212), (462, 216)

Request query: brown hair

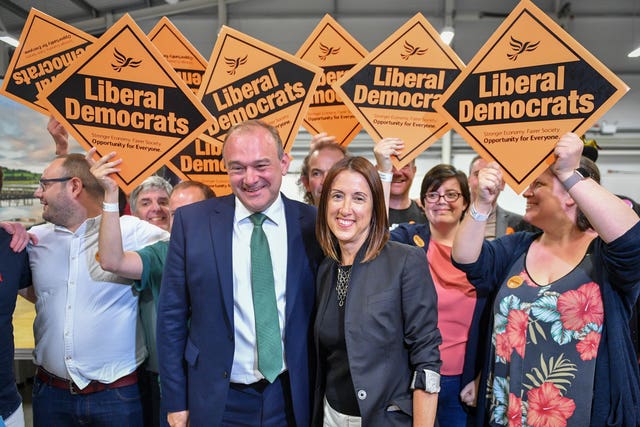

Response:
(59, 154), (104, 201)
(316, 156), (389, 264)
(172, 180), (216, 199)
(298, 141), (348, 204)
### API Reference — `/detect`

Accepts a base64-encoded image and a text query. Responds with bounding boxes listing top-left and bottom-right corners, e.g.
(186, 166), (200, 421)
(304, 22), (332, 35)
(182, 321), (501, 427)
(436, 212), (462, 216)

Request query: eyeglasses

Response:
(38, 176), (72, 192)
(425, 191), (461, 203)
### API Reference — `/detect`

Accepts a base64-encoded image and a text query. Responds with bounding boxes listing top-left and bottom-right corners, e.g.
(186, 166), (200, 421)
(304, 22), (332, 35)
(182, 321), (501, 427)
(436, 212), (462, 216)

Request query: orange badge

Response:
(413, 234), (425, 248)
(296, 14), (368, 147)
(434, 0), (628, 193)
(507, 275), (524, 289)
(192, 25), (323, 193)
(333, 13), (465, 169)
(0, 8), (96, 115)
(37, 14), (215, 194)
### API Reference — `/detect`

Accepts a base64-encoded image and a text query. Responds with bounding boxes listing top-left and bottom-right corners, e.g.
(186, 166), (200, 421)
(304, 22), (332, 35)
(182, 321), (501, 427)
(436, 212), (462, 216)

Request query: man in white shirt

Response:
(25, 154), (167, 427)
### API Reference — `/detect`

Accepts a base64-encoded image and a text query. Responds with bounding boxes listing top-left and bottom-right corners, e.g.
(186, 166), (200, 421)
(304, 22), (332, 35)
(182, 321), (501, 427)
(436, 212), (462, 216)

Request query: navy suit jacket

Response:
(157, 194), (322, 426)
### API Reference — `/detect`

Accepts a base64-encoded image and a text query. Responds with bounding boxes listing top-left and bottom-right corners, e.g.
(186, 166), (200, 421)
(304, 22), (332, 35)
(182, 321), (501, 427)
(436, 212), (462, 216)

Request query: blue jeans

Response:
(32, 376), (143, 427)
(437, 374), (468, 427)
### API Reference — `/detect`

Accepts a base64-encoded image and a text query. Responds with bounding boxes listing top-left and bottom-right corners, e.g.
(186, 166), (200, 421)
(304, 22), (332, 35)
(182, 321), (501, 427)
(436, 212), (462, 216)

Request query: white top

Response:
(27, 215), (168, 388)
(230, 195), (288, 383)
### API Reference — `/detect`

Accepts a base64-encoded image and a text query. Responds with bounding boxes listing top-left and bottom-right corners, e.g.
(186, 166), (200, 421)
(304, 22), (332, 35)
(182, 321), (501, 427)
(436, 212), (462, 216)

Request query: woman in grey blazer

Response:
(312, 156), (442, 427)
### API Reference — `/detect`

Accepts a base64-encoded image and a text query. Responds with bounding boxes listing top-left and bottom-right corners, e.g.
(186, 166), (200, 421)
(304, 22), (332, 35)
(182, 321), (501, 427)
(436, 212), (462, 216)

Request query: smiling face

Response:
(423, 177), (468, 227)
(390, 161), (416, 198)
(34, 158), (75, 227)
(326, 170), (373, 261)
(302, 146), (346, 205)
(223, 125), (290, 213)
(522, 169), (569, 229)
(132, 188), (170, 230)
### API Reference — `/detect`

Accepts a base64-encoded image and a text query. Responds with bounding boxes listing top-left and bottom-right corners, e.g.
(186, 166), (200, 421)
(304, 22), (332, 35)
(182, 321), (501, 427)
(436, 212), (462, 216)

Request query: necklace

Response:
(336, 265), (352, 307)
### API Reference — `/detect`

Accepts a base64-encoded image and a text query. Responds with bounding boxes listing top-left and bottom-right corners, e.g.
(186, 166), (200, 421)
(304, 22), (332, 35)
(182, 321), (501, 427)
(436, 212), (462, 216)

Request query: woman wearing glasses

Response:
(375, 140), (486, 427)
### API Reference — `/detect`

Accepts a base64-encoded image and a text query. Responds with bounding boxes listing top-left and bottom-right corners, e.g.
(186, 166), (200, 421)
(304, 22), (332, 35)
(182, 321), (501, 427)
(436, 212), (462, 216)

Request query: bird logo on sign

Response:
(401, 40), (427, 60)
(225, 55), (248, 75)
(111, 48), (142, 72)
(507, 36), (540, 61)
(318, 43), (340, 61)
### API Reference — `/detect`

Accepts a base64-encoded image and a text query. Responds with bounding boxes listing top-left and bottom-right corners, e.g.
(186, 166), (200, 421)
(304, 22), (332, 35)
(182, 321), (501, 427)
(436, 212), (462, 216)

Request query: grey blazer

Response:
(312, 240), (442, 426)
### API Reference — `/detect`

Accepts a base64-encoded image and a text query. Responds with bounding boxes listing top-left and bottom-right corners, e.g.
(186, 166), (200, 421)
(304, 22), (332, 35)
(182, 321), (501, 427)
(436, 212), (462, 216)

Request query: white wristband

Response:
(378, 170), (393, 183)
(469, 202), (490, 221)
(102, 202), (119, 213)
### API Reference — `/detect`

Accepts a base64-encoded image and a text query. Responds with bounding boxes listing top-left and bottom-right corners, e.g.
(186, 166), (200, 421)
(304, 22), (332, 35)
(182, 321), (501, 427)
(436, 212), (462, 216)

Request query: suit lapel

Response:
(210, 195), (235, 330)
(283, 196), (303, 325)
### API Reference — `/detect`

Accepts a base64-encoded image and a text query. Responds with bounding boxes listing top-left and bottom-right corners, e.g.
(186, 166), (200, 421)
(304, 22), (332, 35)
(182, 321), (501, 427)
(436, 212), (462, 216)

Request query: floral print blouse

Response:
(487, 250), (602, 427)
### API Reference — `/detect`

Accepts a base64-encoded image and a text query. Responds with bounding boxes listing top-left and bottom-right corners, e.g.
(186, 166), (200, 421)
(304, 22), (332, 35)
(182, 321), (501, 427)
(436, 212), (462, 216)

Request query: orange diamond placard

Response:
(37, 14), (215, 194)
(333, 13), (465, 169)
(435, 0), (629, 193)
(296, 14), (368, 147)
(148, 16), (207, 95)
(148, 17), (224, 193)
(0, 8), (96, 115)
(174, 25), (322, 194)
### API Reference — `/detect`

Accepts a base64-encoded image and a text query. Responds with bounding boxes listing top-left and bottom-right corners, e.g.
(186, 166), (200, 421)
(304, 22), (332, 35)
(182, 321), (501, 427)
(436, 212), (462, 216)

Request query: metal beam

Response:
(0, 0), (28, 20)
(70, 0), (246, 34)
(68, 0), (99, 17)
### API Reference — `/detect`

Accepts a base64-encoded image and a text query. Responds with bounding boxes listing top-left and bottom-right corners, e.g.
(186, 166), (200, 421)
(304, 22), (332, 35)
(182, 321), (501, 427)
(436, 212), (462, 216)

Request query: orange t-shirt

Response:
(427, 239), (476, 375)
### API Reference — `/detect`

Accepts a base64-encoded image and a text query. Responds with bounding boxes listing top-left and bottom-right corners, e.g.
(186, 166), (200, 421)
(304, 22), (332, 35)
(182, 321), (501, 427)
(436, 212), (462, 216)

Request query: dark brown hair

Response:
(420, 164), (471, 217)
(575, 156), (600, 231)
(316, 156), (389, 264)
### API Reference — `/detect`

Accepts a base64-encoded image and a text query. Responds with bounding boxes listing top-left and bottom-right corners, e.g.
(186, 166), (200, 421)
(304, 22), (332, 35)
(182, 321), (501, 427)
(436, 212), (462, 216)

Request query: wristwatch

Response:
(561, 167), (590, 191)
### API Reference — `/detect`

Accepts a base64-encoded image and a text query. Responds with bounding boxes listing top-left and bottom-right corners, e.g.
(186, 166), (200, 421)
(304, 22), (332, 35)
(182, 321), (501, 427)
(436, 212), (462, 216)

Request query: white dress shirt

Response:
(230, 195), (288, 384)
(27, 215), (168, 388)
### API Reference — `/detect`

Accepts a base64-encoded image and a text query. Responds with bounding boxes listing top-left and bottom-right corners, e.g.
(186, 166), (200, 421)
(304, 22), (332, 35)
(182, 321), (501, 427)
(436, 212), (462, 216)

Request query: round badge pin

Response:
(413, 235), (425, 247)
(507, 275), (524, 289)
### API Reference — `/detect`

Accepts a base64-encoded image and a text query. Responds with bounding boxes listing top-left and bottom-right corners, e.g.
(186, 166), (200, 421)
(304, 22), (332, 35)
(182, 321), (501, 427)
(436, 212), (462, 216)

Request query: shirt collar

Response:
(234, 193), (285, 226)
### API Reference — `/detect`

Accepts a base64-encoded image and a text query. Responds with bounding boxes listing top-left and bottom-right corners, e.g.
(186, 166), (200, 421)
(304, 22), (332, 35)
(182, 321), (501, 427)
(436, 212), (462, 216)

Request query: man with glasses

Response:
(24, 154), (168, 427)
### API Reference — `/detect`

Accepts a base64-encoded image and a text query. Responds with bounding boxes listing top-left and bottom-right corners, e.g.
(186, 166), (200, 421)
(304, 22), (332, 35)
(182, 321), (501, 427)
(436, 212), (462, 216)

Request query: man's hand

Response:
(0, 221), (37, 252)
(374, 137), (404, 173)
(309, 132), (337, 151)
(89, 150), (122, 197)
(48, 116), (69, 156)
(167, 410), (189, 427)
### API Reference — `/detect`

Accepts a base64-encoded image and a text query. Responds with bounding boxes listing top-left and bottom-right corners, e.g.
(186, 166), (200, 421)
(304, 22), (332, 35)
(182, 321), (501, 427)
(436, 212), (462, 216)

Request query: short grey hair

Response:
(129, 175), (173, 214)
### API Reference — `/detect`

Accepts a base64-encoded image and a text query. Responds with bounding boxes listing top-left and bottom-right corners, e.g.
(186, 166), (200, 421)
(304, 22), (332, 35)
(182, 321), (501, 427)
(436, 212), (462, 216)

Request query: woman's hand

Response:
(552, 132), (583, 182)
(374, 137), (404, 173)
(476, 162), (502, 211)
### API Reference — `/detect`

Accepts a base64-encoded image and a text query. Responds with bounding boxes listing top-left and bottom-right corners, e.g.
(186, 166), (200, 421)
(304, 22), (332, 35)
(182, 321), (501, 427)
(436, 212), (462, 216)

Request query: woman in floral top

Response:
(451, 132), (640, 426)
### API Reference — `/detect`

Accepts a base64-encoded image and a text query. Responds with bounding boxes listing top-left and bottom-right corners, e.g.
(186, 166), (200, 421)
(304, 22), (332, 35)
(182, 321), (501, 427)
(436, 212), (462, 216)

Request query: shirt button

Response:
(357, 389), (367, 400)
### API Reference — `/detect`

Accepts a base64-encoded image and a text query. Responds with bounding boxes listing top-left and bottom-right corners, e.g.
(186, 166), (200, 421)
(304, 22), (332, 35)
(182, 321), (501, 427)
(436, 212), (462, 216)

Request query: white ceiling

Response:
(0, 0), (639, 137)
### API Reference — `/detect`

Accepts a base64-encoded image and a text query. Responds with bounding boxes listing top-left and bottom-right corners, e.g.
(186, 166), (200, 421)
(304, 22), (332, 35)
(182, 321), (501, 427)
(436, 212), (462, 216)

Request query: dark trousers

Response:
(221, 372), (296, 427)
(32, 376), (143, 427)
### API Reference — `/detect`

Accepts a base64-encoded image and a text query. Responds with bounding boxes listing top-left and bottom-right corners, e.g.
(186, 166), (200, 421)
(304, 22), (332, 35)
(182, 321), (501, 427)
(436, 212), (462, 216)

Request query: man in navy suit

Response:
(157, 120), (323, 427)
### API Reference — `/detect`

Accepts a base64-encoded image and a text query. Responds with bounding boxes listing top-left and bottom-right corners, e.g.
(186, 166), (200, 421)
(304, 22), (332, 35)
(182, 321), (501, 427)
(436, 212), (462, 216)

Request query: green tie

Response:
(249, 213), (282, 383)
